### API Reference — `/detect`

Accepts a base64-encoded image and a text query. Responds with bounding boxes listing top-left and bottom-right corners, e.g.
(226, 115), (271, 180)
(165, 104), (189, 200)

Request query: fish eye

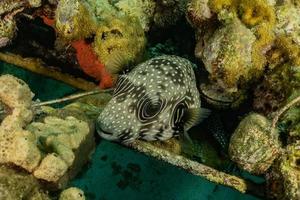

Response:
(172, 101), (187, 127)
(137, 96), (165, 122)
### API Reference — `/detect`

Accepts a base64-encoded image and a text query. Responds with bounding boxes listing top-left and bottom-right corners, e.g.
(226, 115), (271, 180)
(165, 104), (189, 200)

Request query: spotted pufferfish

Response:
(97, 55), (209, 144)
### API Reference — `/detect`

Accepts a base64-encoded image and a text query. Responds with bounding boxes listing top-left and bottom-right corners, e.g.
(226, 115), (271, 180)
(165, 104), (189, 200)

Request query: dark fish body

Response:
(97, 55), (203, 143)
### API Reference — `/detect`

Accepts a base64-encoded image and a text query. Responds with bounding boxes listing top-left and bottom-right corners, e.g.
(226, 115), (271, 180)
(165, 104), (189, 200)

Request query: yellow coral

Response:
(93, 15), (146, 74)
(209, 0), (237, 13)
(269, 36), (300, 67)
(238, 0), (276, 27)
(251, 23), (275, 74)
(55, 0), (97, 41)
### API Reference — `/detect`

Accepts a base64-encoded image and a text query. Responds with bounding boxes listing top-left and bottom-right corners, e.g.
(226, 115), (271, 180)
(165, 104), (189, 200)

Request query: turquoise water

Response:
(0, 62), (260, 200)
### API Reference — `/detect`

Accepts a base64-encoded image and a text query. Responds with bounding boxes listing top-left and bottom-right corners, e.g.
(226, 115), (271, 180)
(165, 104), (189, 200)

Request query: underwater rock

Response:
(229, 113), (281, 174)
(59, 187), (85, 200)
(93, 15), (146, 74)
(0, 165), (51, 200)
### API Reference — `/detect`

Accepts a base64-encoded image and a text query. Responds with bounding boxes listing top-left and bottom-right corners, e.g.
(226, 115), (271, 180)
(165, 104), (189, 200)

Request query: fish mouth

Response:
(97, 126), (119, 141)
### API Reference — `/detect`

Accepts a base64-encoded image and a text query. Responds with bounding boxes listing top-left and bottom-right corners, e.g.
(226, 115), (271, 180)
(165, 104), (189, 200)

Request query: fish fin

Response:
(183, 131), (193, 144)
(184, 107), (211, 130)
(105, 51), (130, 74)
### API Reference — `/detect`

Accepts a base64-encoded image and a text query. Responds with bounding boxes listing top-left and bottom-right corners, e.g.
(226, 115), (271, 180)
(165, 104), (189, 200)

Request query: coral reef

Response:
(55, 0), (96, 42)
(186, 0), (213, 28)
(0, 75), (95, 189)
(189, 0), (277, 108)
(229, 113), (281, 174)
(152, 0), (188, 28)
(275, 3), (300, 46)
(201, 18), (256, 92)
(267, 141), (300, 200)
(93, 15), (146, 74)
(253, 64), (300, 115)
(114, 0), (156, 31)
(27, 114), (95, 188)
(59, 187), (85, 200)
(0, 165), (86, 200)
(71, 40), (113, 88)
(52, 0), (147, 83)
(0, 165), (51, 200)
(0, 75), (40, 172)
(0, 16), (17, 48)
(278, 141), (300, 200)
(0, 0), (42, 48)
